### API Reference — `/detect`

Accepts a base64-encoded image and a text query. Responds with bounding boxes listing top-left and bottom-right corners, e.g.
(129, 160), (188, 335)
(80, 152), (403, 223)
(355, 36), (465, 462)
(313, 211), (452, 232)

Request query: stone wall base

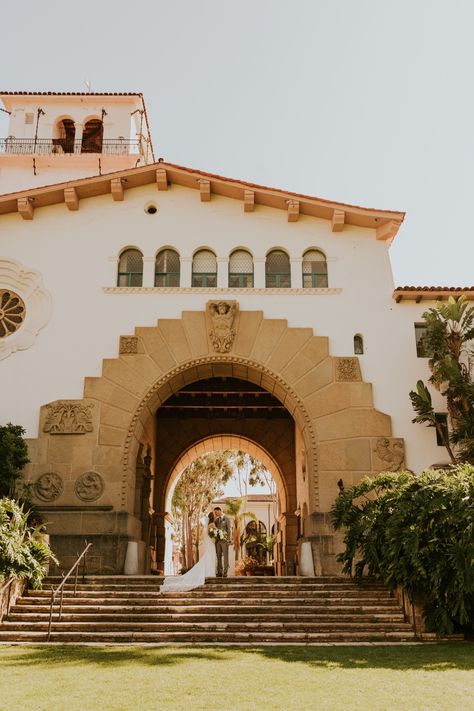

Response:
(45, 511), (144, 575)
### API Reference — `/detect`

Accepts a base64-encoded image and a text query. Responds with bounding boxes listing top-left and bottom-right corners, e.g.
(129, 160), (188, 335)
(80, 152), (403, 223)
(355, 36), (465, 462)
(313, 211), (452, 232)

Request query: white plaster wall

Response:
(0, 183), (445, 472)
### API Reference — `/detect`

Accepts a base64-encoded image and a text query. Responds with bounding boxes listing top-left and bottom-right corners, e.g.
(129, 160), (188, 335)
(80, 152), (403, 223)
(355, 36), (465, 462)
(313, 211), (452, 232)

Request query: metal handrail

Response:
(47, 541), (92, 641)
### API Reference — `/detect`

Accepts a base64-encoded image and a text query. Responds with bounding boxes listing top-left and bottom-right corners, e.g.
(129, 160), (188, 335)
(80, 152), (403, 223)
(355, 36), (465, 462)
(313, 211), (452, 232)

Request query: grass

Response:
(0, 644), (473, 711)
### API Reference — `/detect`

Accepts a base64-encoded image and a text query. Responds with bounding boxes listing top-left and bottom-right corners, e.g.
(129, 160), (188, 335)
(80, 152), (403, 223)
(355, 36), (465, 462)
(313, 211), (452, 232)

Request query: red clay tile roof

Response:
(0, 91), (142, 96)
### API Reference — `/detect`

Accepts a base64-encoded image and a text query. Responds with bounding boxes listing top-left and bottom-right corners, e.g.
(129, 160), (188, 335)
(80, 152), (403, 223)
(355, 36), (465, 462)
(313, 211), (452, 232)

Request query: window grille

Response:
(155, 249), (180, 287)
(192, 250), (217, 287)
(117, 249), (143, 287)
(354, 334), (364, 355)
(434, 413), (449, 446)
(414, 323), (428, 357)
(265, 250), (291, 288)
(229, 249), (253, 288)
(302, 249), (328, 288)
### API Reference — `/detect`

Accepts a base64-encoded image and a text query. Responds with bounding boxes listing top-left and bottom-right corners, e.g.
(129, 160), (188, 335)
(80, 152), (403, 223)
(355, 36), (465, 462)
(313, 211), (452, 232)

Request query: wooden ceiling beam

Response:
(244, 189), (255, 212)
(156, 168), (168, 190)
(17, 197), (34, 220)
(198, 179), (211, 202)
(331, 209), (345, 232)
(64, 187), (79, 211)
(287, 199), (299, 222)
(111, 178), (125, 201)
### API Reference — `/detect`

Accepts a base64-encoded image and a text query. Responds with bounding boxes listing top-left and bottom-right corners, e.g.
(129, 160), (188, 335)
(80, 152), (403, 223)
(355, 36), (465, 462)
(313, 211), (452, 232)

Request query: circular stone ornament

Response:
(35, 473), (63, 502)
(0, 289), (26, 338)
(75, 471), (105, 502)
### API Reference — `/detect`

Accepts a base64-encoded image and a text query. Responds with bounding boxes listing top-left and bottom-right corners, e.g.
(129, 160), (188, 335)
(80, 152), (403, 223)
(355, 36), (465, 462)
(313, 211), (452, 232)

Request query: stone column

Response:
(217, 257), (228, 288)
(180, 258), (192, 288)
(254, 257), (266, 288)
(290, 258), (303, 289)
(142, 257), (155, 287)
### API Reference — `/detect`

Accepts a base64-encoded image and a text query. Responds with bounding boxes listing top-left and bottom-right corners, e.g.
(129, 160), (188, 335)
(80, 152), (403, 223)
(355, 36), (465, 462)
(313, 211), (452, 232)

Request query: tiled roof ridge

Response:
(0, 91), (142, 96)
(163, 161), (405, 217)
(395, 285), (474, 291)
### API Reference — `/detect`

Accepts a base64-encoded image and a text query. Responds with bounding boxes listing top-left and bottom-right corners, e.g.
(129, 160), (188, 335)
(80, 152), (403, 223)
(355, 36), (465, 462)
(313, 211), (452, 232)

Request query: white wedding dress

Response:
(159, 525), (217, 593)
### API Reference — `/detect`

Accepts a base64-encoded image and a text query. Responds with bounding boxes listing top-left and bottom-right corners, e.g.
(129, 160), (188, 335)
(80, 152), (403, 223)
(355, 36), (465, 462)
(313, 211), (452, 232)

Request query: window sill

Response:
(103, 286), (342, 295)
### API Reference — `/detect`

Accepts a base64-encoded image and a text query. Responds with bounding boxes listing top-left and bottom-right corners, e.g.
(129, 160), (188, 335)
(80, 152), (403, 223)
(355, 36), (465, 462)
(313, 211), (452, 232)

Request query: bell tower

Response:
(0, 91), (154, 193)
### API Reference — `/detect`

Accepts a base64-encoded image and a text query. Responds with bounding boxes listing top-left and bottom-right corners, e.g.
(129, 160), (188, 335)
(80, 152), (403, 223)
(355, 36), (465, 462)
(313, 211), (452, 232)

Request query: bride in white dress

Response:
(160, 512), (219, 593)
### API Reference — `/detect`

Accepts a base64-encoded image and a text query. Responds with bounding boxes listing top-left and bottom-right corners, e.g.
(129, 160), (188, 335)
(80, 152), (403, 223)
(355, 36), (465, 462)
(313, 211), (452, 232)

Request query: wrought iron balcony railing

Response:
(0, 137), (143, 156)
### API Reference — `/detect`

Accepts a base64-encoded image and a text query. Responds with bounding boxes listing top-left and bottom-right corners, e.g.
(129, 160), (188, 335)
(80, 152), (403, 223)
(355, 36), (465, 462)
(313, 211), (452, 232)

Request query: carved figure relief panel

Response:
(0, 258), (51, 360)
(335, 357), (361, 382)
(75, 471), (104, 501)
(43, 402), (94, 435)
(207, 300), (238, 353)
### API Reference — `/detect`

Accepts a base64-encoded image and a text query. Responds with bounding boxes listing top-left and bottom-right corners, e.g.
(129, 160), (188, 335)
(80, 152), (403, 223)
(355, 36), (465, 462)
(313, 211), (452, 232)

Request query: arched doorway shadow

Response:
(161, 435), (286, 576)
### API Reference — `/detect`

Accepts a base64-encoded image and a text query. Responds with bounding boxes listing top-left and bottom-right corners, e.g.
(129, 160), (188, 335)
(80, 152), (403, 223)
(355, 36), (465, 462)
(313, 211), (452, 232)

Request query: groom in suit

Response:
(213, 506), (231, 577)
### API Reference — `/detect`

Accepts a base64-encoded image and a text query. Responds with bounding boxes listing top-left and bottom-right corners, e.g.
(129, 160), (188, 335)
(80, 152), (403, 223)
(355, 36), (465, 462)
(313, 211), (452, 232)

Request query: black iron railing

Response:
(0, 138), (142, 156)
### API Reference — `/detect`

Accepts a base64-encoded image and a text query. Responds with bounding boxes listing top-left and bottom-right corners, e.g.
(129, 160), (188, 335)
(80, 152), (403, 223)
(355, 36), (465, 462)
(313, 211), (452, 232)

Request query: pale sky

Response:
(1, 0), (473, 286)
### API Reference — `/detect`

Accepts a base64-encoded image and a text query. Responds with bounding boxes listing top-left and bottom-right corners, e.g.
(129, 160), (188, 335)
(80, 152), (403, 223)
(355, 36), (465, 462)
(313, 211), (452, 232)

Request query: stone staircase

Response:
(0, 575), (418, 644)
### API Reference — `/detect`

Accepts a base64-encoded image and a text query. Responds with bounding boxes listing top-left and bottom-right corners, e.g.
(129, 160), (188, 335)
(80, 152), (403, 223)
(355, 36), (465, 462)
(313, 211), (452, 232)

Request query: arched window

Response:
(265, 250), (291, 288)
(53, 118), (75, 154)
(155, 249), (180, 287)
(354, 334), (364, 355)
(81, 119), (103, 153)
(302, 249), (328, 288)
(192, 249), (217, 287)
(228, 249), (253, 288)
(117, 249), (143, 287)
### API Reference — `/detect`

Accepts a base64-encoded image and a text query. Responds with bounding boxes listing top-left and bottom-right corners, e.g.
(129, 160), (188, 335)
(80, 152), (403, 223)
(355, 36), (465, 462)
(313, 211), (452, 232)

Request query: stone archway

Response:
(25, 302), (405, 574)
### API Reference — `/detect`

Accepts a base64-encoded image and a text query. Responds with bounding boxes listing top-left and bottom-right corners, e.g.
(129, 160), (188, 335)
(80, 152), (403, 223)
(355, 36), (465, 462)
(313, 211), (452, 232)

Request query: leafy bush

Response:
(0, 498), (57, 588)
(331, 465), (474, 635)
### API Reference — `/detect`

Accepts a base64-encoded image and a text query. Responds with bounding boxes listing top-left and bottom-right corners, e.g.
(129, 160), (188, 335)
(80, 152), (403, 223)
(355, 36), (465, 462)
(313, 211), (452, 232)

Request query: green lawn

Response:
(0, 644), (472, 711)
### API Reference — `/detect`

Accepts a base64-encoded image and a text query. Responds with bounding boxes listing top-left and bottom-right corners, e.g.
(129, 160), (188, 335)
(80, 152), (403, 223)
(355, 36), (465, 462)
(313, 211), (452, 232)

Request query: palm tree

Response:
(224, 498), (256, 561)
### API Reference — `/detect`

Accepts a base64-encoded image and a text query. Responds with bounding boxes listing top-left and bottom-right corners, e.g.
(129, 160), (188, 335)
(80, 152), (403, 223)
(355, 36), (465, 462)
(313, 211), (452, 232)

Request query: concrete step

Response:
(8, 611), (406, 623)
(1, 575), (417, 645)
(0, 620), (414, 633)
(0, 630), (417, 643)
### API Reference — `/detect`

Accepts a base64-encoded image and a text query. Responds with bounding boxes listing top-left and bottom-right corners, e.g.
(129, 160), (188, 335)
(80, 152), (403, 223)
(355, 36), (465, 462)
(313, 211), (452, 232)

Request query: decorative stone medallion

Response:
(372, 437), (405, 472)
(207, 300), (238, 353)
(75, 471), (104, 502)
(34, 472), (63, 502)
(335, 357), (360, 381)
(120, 336), (138, 354)
(0, 289), (26, 338)
(44, 402), (94, 435)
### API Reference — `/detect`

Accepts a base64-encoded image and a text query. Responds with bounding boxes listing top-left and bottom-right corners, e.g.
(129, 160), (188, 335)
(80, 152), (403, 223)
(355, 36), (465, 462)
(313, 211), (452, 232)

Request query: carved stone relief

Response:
(120, 336), (138, 354)
(207, 300), (238, 353)
(335, 357), (360, 382)
(0, 258), (51, 361)
(35, 472), (63, 502)
(44, 402), (94, 435)
(372, 437), (405, 472)
(75, 471), (105, 502)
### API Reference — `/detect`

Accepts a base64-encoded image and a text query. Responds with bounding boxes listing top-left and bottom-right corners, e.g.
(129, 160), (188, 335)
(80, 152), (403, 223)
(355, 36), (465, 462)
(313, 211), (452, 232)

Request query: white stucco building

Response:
(0, 90), (470, 575)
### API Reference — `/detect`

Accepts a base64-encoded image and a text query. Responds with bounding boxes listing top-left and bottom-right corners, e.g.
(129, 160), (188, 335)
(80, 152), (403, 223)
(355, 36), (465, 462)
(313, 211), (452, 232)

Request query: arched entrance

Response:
(26, 302), (404, 575)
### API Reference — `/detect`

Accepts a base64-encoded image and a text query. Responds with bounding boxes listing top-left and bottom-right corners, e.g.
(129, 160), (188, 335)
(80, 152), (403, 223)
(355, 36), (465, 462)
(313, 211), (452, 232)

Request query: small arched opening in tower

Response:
(81, 119), (103, 153)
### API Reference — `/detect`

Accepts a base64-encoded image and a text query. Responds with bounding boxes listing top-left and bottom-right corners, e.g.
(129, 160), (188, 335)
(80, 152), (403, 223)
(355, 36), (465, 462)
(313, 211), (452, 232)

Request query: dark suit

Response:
(214, 514), (231, 576)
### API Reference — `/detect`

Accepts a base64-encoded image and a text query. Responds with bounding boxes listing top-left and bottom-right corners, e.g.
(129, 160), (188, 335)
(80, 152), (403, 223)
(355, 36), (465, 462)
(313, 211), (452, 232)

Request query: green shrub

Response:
(331, 465), (474, 635)
(0, 497), (57, 589)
